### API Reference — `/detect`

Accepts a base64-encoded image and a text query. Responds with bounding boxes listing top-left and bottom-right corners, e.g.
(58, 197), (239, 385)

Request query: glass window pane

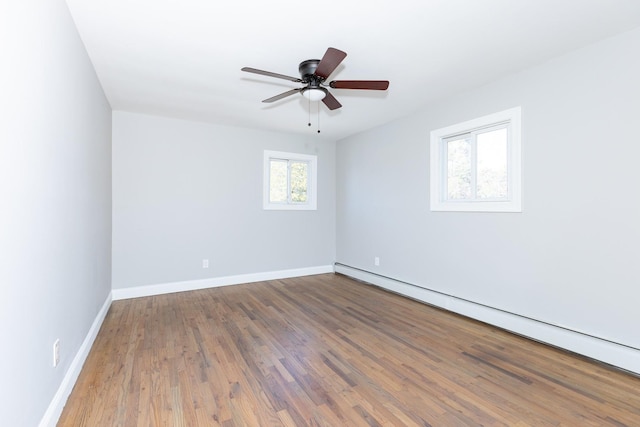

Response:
(447, 138), (472, 200)
(289, 161), (308, 203)
(269, 159), (288, 203)
(477, 128), (508, 199)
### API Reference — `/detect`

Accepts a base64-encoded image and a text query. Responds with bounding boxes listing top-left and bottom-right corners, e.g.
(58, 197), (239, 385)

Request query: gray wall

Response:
(337, 27), (640, 350)
(112, 111), (336, 289)
(0, 1), (112, 425)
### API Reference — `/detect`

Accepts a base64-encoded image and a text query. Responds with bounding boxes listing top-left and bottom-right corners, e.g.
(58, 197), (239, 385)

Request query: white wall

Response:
(112, 111), (336, 290)
(0, 1), (112, 426)
(337, 28), (640, 368)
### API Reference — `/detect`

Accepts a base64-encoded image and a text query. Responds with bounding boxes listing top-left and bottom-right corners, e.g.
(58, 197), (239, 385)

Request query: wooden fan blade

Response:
(262, 88), (302, 103)
(315, 48), (347, 79)
(242, 67), (302, 83)
(329, 80), (389, 90)
(321, 91), (342, 110)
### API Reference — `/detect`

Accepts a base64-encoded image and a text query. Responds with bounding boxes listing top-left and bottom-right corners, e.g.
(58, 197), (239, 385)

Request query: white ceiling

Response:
(65, 0), (640, 140)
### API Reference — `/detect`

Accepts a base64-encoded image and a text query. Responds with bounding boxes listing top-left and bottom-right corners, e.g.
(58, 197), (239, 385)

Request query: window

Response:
(430, 107), (522, 212)
(263, 150), (317, 210)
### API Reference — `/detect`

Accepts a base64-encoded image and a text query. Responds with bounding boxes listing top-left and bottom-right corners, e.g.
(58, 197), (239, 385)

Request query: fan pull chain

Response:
(306, 97), (320, 134)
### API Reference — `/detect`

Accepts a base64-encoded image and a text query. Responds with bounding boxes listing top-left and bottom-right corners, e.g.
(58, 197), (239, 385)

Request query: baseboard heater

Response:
(334, 262), (640, 376)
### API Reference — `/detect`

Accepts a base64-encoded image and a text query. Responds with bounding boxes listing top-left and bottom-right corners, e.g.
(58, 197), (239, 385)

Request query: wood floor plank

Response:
(58, 273), (640, 426)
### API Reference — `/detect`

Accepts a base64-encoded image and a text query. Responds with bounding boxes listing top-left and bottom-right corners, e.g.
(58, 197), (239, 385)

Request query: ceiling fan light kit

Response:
(301, 87), (327, 101)
(241, 47), (389, 111)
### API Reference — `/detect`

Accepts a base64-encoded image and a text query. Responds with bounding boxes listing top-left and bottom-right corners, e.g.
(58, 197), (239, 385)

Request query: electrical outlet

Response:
(53, 339), (60, 368)
(374, 257), (380, 266)
(202, 259), (209, 269)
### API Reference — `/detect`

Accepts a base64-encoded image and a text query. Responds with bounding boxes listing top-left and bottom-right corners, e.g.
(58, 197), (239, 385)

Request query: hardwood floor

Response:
(58, 273), (640, 426)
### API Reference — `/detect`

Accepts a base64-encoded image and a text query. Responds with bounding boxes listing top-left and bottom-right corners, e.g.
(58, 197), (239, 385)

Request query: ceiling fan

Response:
(241, 47), (389, 110)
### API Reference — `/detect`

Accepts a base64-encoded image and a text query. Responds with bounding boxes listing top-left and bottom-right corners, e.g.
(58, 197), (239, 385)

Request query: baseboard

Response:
(38, 292), (112, 427)
(112, 265), (335, 301)
(335, 264), (640, 376)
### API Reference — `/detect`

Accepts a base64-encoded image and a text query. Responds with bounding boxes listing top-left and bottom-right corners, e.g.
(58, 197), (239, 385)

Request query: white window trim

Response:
(263, 150), (317, 210)
(430, 107), (522, 212)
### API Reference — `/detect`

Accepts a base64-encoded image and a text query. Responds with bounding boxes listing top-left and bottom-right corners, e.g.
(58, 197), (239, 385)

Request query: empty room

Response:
(2, 0), (640, 426)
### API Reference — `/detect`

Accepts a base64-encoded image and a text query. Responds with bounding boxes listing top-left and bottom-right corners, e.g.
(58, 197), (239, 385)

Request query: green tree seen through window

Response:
(290, 161), (308, 203)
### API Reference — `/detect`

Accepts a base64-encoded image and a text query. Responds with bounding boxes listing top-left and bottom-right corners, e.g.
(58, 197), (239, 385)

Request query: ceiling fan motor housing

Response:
(299, 59), (323, 86)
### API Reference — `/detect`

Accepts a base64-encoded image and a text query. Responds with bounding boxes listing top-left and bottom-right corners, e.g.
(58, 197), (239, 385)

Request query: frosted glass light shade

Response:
(302, 88), (327, 101)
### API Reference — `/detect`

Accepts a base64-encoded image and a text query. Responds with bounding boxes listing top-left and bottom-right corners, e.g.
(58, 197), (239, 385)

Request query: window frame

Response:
(263, 150), (317, 210)
(430, 107), (522, 212)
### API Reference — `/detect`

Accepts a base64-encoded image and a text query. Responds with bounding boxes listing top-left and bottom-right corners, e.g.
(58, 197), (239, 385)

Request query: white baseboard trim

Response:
(112, 265), (335, 301)
(39, 292), (113, 427)
(335, 264), (640, 376)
